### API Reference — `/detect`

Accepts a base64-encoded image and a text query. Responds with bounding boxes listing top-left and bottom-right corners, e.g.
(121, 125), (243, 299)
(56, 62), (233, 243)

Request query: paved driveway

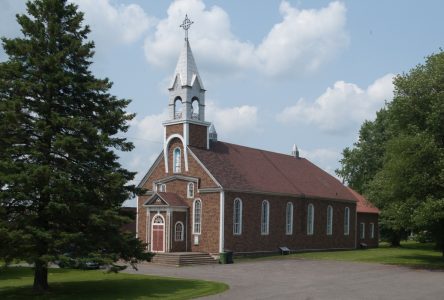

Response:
(124, 259), (444, 300)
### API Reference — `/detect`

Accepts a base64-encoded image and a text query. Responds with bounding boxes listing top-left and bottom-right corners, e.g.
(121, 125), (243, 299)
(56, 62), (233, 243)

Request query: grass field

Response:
(0, 267), (228, 300)
(241, 241), (444, 269)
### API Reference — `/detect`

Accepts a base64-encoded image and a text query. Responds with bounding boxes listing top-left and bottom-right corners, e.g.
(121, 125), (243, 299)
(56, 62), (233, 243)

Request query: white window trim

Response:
(307, 204), (314, 235)
(286, 202), (293, 235)
(233, 198), (243, 235)
(187, 182), (194, 198)
(193, 199), (202, 235)
(173, 147), (181, 173)
(370, 223), (375, 239)
(261, 200), (270, 235)
(344, 207), (350, 236)
(159, 184), (166, 192)
(360, 222), (365, 239)
(174, 221), (184, 241)
(326, 205), (333, 236)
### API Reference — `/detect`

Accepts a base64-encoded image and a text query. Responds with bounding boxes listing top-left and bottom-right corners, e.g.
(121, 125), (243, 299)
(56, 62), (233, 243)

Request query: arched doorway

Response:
(151, 214), (165, 252)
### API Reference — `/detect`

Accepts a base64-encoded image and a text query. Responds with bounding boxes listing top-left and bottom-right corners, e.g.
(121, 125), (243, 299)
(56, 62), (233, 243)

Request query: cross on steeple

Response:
(180, 14), (194, 40)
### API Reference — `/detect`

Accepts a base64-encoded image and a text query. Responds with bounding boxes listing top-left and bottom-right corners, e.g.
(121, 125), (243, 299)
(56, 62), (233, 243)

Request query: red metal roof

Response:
(190, 141), (358, 202)
(347, 187), (380, 214)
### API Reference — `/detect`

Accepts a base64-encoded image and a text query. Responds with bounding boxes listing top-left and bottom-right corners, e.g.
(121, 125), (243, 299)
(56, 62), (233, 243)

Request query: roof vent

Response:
(291, 144), (300, 158)
(209, 123), (218, 142)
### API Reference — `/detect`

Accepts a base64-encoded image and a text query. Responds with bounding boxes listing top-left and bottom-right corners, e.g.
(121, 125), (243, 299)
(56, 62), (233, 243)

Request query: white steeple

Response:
(167, 15), (206, 122)
(169, 39), (204, 89)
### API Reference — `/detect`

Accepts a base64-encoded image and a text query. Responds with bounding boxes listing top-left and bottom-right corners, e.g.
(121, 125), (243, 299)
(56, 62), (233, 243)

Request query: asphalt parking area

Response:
(125, 259), (444, 299)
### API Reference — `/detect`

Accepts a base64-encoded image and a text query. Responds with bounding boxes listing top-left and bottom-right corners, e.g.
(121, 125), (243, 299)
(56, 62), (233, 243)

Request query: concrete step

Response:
(151, 252), (218, 266)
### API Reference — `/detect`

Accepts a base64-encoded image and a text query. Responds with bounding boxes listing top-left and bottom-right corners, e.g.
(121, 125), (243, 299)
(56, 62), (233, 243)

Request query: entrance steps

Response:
(150, 252), (218, 266)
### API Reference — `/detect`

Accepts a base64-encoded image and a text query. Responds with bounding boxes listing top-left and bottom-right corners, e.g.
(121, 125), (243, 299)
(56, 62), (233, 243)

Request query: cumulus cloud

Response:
(71, 0), (153, 45)
(206, 102), (258, 135)
(277, 73), (394, 133)
(144, 0), (348, 77)
(300, 148), (341, 177)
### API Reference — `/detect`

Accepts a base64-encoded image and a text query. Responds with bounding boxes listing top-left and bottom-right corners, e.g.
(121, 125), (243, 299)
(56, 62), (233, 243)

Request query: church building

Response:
(136, 17), (379, 255)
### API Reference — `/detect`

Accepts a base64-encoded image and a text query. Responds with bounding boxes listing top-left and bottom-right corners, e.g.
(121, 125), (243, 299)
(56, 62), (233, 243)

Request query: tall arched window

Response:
(344, 207), (350, 235)
(261, 200), (269, 235)
(175, 221), (184, 241)
(307, 204), (314, 235)
(193, 199), (202, 234)
(187, 182), (194, 198)
(174, 97), (182, 119)
(173, 147), (181, 173)
(286, 202), (293, 235)
(233, 198), (242, 235)
(326, 205), (333, 235)
(191, 97), (199, 119)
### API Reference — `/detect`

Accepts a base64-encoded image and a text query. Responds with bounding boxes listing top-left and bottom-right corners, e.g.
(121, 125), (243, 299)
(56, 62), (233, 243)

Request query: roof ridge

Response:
(216, 140), (299, 159)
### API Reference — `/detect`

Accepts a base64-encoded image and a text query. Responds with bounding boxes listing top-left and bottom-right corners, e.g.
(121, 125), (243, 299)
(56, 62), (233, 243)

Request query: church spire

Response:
(167, 15), (205, 122)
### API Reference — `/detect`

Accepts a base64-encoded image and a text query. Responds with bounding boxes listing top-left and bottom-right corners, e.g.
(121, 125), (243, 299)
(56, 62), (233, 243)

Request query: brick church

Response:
(136, 19), (379, 255)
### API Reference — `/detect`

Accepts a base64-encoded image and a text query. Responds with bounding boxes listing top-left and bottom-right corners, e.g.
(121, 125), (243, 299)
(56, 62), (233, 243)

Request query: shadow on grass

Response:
(0, 268), (228, 300)
(389, 254), (444, 271)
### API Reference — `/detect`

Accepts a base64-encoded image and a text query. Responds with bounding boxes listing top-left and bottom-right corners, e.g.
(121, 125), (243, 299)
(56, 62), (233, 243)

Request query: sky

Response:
(1, 0), (443, 206)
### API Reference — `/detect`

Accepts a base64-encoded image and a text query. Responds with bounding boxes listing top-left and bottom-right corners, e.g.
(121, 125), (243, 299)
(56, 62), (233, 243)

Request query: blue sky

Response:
(1, 0), (443, 206)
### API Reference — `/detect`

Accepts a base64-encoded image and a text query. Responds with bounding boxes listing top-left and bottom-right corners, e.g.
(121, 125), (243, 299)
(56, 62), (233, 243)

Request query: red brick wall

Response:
(189, 123), (207, 148)
(166, 123), (183, 138)
(188, 192), (220, 254)
(171, 211), (187, 252)
(357, 213), (379, 248)
(223, 192), (357, 253)
(137, 144), (220, 253)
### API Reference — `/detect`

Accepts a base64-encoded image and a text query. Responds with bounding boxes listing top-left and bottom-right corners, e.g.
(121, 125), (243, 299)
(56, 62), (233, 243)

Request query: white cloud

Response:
(256, 1), (348, 76)
(71, 0), (153, 45)
(206, 102), (258, 135)
(277, 73), (394, 133)
(300, 148), (341, 177)
(144, 0), (348, 77)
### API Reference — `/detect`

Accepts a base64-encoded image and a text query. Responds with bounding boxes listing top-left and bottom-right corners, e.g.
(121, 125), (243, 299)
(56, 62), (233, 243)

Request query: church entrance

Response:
(151, 214), (165, 252)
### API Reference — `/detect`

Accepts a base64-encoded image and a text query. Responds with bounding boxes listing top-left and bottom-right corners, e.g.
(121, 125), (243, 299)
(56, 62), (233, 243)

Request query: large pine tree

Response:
(0, 0), (146, 292)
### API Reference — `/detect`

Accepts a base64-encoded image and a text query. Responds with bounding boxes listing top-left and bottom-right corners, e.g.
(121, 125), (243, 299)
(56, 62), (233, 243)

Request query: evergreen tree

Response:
(0, 0), (146, 292)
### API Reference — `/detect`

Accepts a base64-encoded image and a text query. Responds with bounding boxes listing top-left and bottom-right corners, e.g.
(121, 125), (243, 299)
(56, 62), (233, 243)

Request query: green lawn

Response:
(0, 267), (228, 300)
(240, 241), (444, 269)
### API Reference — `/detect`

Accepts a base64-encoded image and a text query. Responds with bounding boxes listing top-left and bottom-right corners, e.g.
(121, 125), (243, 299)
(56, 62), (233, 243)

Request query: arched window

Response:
(173, 147), (181, 173)
(286, 202), (293, 235)
(191, 97), (199, 119)
(307, 204), (314, 235)
(233, 198), (242, 235)
(175, 221), (184, 241)
(344, 207), (350, 235)
(326, 205), (333, 235)
(174, 97), (182, 119)
(261, 200), (269, 235)
(187, 182), (194, 198)
(193, 199), (202, 234)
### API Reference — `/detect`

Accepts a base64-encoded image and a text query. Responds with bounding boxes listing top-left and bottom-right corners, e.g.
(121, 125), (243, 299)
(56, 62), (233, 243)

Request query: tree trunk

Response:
(390, 231), (401, 247)
(33, 260), (49, 292)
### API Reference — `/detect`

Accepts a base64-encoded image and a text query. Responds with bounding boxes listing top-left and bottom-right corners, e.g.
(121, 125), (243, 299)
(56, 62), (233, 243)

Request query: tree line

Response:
(336, 51), (444, 255)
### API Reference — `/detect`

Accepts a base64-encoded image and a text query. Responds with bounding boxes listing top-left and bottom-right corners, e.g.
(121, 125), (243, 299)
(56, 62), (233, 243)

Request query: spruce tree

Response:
(0, 0), (146, 292)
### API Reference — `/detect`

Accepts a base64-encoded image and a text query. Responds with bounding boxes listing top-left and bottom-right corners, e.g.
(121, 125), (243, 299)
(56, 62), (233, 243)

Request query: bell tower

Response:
(162, 15), (211, 173)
